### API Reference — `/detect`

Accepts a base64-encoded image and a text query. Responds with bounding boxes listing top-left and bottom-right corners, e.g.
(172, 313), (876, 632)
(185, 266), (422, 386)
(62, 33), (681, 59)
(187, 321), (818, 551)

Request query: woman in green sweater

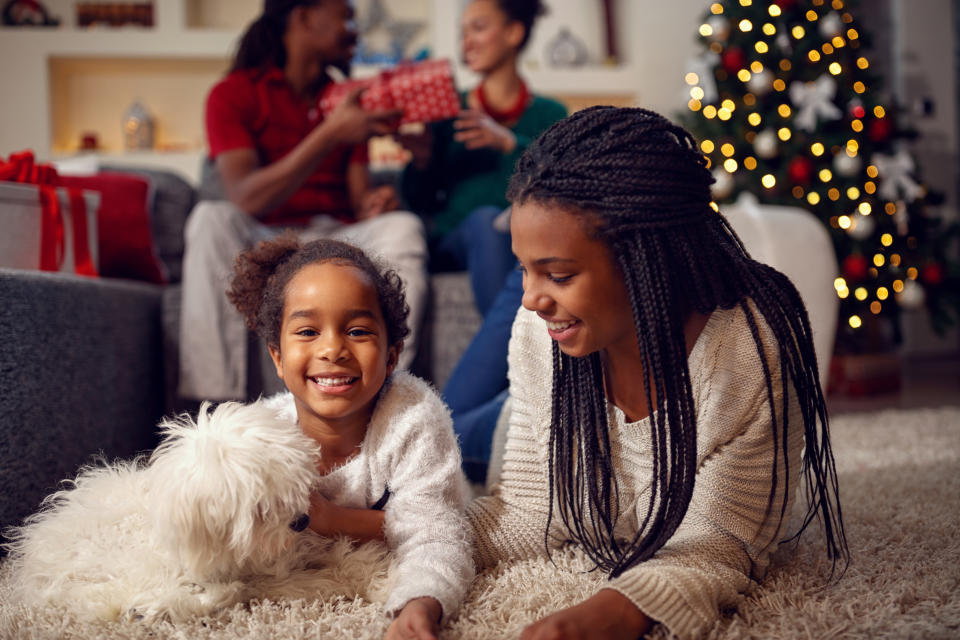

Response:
(399, 0), (566, 482)
(400, 0), (566, 313)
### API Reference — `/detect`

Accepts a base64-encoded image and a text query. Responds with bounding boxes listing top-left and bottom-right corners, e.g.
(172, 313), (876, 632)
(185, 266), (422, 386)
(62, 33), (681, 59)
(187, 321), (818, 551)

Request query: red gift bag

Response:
(0, 151), (98, 276)
(319, 59), (461, 125)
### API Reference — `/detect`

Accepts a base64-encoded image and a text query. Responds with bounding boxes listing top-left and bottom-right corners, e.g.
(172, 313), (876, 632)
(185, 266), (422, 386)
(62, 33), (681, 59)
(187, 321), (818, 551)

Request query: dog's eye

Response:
(289, 513), (310, 532)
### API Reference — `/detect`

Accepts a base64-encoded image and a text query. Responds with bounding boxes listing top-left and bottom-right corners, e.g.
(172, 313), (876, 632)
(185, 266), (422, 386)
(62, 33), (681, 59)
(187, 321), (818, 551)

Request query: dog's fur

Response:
(3, 401), (392, 622)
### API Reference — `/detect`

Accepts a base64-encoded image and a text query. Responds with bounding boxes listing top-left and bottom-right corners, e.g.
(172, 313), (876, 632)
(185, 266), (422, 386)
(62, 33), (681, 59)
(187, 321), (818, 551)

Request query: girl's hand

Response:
(453, 109), (517, 154)
(520, 589), (651, 640)
(306, 492), (386, 543)
(321, 86), (403, 146)
(385, 597), (443, 640)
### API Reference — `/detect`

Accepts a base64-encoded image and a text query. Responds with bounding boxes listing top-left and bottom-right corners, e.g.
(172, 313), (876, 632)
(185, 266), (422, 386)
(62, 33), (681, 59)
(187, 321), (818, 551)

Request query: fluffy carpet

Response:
(2, 407), (958, 639)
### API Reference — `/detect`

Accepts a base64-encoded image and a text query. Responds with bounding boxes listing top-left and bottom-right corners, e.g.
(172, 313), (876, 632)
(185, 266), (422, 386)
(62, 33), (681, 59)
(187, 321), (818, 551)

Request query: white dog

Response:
(3, 401), (391, 623)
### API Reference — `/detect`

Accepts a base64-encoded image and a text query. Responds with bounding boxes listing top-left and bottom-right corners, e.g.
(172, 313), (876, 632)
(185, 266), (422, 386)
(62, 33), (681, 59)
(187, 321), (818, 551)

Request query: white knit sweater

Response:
(467, 304), (804, 639)
(268, 371), (474, 622)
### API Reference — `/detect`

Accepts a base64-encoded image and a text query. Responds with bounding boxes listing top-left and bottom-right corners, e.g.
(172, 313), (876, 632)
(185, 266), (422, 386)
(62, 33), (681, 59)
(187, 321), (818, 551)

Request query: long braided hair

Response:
(506, 106), (848, 579)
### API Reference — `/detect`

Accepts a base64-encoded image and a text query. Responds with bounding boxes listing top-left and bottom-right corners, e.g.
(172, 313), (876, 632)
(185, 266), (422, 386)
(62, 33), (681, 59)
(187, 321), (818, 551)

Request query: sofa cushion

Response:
(59, 172), (167, 284)
(0, 268), (164, 541)
(102, 165), (195, 284)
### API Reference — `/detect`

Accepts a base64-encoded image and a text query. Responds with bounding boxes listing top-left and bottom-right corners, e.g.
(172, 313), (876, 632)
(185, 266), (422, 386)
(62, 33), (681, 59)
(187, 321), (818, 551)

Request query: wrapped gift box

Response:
(0, 182), (99, 274)
(319, 59), (461, 125)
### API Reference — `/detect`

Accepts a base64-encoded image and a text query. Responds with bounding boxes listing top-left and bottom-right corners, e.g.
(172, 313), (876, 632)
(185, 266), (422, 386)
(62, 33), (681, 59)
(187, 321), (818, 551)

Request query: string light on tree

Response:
(680, 0), (958, 352)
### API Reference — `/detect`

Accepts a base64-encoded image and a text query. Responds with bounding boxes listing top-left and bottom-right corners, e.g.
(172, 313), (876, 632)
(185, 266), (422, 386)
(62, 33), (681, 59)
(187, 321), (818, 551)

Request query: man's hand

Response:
(357, 184), (400, 220)
(322, 86), (403, 147)
(395, 126), (434, 170)
(519, 589), (651, 640)
(453, 109), (517, 154)
(385, 597), (443, 640)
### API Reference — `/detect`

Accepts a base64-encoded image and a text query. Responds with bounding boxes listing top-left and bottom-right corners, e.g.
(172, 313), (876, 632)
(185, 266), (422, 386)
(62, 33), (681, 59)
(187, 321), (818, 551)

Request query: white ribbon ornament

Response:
(789, 75), (843, 132)
(686, 51), (720, 105)
(871, 150), (924, 202)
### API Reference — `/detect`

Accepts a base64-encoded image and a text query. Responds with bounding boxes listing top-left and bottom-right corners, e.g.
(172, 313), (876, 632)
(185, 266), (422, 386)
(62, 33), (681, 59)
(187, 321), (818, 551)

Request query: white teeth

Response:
(313, 377), (354, 387)
(546, 319), (576, 331)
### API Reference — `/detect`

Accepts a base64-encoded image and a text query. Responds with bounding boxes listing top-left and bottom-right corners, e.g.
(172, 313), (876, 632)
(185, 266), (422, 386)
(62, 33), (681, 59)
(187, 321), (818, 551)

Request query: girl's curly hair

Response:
(227, 233), (410, 352)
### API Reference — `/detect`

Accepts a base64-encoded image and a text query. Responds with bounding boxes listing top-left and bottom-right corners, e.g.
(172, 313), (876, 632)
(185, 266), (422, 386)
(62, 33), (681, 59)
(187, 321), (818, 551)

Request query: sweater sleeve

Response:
(380, 375), (475, 623)
(466, 308), (569, 570)
(604, 305), (804, 639)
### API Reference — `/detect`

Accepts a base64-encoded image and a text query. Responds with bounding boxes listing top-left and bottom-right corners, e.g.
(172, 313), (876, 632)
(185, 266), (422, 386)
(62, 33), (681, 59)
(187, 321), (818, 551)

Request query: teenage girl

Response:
(466, 107), (849, 639)
(400, 0), (567, 483)
(228, 237), (473, 640)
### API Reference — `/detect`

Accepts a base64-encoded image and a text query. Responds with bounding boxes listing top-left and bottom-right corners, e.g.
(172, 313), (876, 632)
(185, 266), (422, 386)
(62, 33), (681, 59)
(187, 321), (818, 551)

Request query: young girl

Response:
(400, 0), (567, 483)
(467, 107), (849, 639)
(228, 236), (473, 640)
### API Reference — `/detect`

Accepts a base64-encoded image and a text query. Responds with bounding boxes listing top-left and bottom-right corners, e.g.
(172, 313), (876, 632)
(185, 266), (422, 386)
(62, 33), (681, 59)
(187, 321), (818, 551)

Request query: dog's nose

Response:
(289, 513), (310, 532)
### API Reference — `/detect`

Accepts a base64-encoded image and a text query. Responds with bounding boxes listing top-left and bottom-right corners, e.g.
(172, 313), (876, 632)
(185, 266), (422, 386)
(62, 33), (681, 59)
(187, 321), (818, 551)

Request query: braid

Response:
(509, 106), (848, 579)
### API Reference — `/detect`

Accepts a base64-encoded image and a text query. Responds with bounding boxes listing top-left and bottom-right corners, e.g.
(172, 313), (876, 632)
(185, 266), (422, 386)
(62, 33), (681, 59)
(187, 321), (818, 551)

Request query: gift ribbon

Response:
(0, 151), (97, 276)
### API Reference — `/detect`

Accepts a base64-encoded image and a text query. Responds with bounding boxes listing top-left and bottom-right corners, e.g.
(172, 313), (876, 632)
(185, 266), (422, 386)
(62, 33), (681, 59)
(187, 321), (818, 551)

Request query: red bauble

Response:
(868, 117), (893, 142)
(721, 48), (746, 74)
(851, 105), (866, 119)
(787, 156), (814, 184)
(843, 254), (869, 281)
(775, 0), (798, 9)
(921, 262), (945, 286)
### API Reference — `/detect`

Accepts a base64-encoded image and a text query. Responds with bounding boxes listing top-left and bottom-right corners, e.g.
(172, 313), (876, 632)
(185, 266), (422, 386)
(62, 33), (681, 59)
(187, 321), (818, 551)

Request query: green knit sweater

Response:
(400, 91), (567, 238)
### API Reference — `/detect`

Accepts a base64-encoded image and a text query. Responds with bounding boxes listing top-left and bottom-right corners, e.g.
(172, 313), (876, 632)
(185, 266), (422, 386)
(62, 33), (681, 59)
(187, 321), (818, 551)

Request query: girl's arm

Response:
(378, 375), (476, 625)
(466, 308), (569, 570)
(597, 304), (803, 639)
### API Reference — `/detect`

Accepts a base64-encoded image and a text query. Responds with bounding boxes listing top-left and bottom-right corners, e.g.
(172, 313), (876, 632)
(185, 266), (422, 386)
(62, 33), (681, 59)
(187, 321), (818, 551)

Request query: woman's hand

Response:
(385, 597), (443, 640)
(453, 109), (517, 154)
(520, 589), (651, 640)
(321, 86), (403, 147)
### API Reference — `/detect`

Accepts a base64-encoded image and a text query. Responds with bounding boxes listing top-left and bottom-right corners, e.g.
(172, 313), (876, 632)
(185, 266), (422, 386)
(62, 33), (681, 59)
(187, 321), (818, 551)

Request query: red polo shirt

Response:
(205, 67), (368, 226)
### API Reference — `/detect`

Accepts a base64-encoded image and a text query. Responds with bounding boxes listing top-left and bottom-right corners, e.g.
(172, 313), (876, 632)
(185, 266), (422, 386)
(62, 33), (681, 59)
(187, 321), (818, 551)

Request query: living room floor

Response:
(827, 353), (960, 414)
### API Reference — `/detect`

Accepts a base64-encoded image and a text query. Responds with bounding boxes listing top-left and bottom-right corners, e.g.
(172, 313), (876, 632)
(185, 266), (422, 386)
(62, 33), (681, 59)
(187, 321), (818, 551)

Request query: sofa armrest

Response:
(0, 268), (164, 540)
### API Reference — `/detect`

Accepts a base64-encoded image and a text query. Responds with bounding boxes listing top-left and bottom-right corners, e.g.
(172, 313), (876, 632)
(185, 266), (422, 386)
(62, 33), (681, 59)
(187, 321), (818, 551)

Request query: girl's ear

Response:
(268, 344), (284, 381)
(386, 343), (401, 377)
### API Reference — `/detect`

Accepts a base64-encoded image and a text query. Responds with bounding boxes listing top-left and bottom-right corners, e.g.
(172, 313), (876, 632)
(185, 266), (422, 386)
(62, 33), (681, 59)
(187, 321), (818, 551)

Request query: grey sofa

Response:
(0, 167), (481, 543)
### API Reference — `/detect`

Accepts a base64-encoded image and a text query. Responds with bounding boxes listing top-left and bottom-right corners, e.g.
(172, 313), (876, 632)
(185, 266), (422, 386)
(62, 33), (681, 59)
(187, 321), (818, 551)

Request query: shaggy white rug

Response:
(2, 407), (958, 639)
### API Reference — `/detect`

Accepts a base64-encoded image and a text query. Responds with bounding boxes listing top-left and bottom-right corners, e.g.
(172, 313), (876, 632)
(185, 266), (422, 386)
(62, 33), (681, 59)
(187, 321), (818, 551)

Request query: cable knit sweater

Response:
(467, 304), (804, 639)
(266, 371), (474, 622)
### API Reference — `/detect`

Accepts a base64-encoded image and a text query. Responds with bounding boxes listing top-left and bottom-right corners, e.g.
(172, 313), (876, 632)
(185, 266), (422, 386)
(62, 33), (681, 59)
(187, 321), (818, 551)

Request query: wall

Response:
(889, 0), (959, 355)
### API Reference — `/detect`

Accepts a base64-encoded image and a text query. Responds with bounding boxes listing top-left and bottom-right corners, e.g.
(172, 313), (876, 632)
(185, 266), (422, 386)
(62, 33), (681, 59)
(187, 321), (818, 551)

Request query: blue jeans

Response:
(431, 206), (516, 315)
(443, 268), (524, 483)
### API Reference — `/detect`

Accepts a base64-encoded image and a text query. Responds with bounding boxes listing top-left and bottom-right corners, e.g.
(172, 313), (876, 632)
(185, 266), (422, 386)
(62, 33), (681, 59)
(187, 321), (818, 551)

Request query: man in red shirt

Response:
(179, 0), (427, 402)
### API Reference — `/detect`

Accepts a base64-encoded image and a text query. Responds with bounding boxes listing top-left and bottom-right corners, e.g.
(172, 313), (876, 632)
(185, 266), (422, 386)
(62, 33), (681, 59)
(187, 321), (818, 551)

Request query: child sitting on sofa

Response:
(228, 236), (473, 640)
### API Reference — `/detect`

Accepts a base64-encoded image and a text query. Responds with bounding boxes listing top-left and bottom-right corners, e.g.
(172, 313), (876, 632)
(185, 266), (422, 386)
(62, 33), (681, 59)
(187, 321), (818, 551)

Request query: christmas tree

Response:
(680, 0), (959, 354)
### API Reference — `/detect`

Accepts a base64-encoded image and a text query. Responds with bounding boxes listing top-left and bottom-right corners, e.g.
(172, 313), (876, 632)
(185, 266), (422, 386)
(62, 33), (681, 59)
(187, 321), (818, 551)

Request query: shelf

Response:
(0, 26), (239, 57)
